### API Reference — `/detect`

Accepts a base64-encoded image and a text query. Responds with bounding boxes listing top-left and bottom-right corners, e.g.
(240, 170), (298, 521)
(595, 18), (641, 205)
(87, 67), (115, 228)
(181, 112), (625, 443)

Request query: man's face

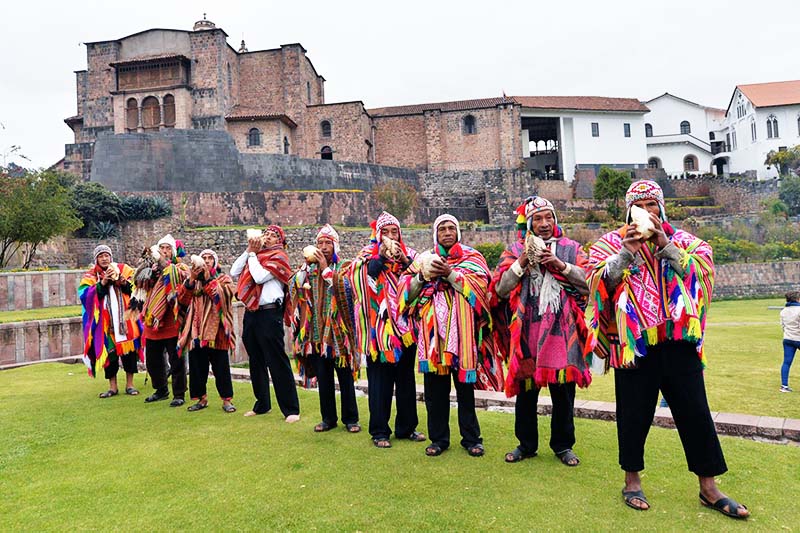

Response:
(96, 252), (111, 269)
(316, 237), (335, 262)
(436, 221), (458, 248)
(531, 210), (555, 240)
(632, 199), (662, 219)
(201, 253), (215, 270)
(263, 230), (281, 248)
(382, 225), (400, 242)
(159, 243), (173, 260)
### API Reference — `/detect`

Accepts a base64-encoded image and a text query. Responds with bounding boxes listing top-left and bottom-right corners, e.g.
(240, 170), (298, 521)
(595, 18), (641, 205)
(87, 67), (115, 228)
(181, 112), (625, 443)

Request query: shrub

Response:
(372, 180), (418, 221)
(474, 241), (506, 269)
(120, 195), (173, 221)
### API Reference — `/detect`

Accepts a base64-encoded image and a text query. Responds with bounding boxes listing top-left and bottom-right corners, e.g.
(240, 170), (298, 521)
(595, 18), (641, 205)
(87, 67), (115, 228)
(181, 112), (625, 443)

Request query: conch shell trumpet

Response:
(630, 204), (655, 239)
(381, 236), (399, 258)
(525, 233), (546, 264)
(303, 245), (320, 262)
(106, 263), (120, 281)
(416, 250), (439, 281)
(189, 255), (205, 269)
(246, 228), (263, 240)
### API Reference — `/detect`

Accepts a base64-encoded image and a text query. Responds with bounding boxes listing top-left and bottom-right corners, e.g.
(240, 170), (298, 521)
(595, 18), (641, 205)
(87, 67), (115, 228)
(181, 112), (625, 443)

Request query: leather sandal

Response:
(373, 438), (392, 448)
(505, 447), (537, 463)
(404, 430), (427, 442)
(314, 421), (336, 432)
(556, 448), (580, 466)
(99, 390), (118, 399)
(187, 402), (208, 412)
(623, 489), (650, 511)
(346, 423), (362, 433)
(699, 492), (749, 519)
(125, 387), (139, 396)
(425, 444), (444, 457)
(467, 443), (485, 457)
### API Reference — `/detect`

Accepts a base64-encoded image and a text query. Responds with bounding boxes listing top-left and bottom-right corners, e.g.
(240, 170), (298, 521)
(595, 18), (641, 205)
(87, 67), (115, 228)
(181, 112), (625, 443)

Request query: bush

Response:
(474, 241), (506, 269)
(372, 180), (418, 221)
(120, 195), (173, 221)
(88, 221), (118, 239)
(70, 182), (122, 237)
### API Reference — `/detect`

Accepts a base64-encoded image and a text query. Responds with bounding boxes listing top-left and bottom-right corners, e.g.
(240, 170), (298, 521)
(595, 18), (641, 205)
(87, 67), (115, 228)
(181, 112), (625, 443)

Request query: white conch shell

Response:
(526, 233), (546, 264)
(630, 204), (655, 239)
(381, 236), (399, 257)
(303, 245), (320, 262)
(106, 263), (120, 281)
(190, 255), (205, 268)
(417, 250), (438, 281)
(246, 228), (263, 240)
(149, 244), (161, 261)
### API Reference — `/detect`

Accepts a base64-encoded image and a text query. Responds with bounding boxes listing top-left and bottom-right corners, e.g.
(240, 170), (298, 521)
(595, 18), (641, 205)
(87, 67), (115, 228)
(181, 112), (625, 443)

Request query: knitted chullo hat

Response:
(625, 180), (667, 222)
(157, 234), (177, 255)
(432, 214), (461, 247)
(316, 224), (340, 262)
(199, 249), (218, 270)
(93, 244), (112, 263)
(265, 225), (287, 248)
(375, 211), (402, 242)
(514, 196), (562, 239)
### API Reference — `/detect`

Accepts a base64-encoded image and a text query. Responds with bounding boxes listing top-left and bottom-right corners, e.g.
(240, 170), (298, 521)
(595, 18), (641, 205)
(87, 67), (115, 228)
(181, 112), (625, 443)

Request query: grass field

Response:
(0, 305), (81, 324)
(0, 363), (798, 531)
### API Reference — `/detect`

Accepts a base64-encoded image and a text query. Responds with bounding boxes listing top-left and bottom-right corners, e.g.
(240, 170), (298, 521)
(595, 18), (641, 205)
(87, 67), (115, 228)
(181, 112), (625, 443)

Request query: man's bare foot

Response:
(285, 414), (300, 423)
(243, 410), (259, 417)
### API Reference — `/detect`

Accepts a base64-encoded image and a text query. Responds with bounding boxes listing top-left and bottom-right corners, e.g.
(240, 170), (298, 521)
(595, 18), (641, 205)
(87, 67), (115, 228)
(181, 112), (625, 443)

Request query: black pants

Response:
(311, 352), (359, 426)
(424, 371), (481, 450)
(145, 336), (186, 399)
(366, 346), (420, 440)
(614, 340), (727, 476)
(242, 308), (300, 416)
(515, 382), (576, 455)
(89, 349), (138, 380)
(189, 346), (234, 401)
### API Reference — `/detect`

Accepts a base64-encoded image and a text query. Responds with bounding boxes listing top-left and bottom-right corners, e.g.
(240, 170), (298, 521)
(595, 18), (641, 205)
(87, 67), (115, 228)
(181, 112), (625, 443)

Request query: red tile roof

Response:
(225, 106), (297, 127)
(110, 54), (189, 67)
(367, 95), (648, 116)
(513, 95), (649, 112)
(737, 80), (800, 108)
(368, 97), (512, 117)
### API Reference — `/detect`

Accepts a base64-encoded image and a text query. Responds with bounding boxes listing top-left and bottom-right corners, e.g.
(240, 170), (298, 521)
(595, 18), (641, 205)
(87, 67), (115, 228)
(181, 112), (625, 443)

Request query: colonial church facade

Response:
(63, 16), (654, 184)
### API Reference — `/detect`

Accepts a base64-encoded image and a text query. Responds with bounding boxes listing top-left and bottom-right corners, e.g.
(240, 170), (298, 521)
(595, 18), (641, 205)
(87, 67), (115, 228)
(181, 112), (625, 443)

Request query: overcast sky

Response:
(2, 0), (798, 168)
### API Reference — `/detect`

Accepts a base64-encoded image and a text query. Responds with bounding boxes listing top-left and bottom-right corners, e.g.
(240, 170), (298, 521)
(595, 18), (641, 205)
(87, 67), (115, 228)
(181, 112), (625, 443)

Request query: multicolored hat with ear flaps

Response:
(514, 196), (562, 239)
(265, 224), (287, 248)
(369, 211), (408, 258)
(92, 244), (112, 263)
(432, 213), (461, 247)
(199, 248), (218, 269)
(316, 224), (340, 263)
(625, 180), (667, 222)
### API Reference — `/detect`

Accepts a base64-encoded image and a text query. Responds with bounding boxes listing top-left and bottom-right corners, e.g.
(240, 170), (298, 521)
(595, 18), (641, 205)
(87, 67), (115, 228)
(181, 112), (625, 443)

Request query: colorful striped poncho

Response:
(141, 262), (190, 332)
(79, 263), (143, 377)
(490, 238), (591, 397)
(349, 243), (416, 364)
(585, 224), (714, 369)
(176, 272), (236, 357)
(288, 261), (358, 385)
(397, 243), (498, 386)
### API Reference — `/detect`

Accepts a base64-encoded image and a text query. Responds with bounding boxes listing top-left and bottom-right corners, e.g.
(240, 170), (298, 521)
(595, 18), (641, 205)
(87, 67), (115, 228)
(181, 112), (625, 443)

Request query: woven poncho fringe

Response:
(397, 243), (498, 386)
(79, 263), (143, 378)
(585, 225), (714, 369)
(349, 243), (416, 364)
(177, 273), (236, 357)
(142, 262), (188, 331)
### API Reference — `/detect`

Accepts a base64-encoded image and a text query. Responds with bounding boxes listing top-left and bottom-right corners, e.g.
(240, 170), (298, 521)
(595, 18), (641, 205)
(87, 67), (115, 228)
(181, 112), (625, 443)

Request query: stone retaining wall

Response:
(715, 261), (800, 299)
(0, 270), (84, 311)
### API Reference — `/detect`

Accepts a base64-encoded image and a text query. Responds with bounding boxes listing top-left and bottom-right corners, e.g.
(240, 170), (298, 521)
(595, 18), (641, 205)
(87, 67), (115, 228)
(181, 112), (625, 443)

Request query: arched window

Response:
(141, 96), (160, 131)
(463, 114), (477, 135)
(645, 123), (653, 137)
(248, 128), (261, 147)
(680, 121), (691, 134)
(163, 94), (175, 128)
(283, 136), (290, 155)
(683, 155), (698, 172)
(750, 119), (757, 142)
(648, 157), (661, 169)
(321, 120), (332, 137)
(307, 81), (312, 102)
(767, 115), (779, 138)
(125, 98), (138, 131)
(321, 146), (333, 160)
(797, 115), (800, 136)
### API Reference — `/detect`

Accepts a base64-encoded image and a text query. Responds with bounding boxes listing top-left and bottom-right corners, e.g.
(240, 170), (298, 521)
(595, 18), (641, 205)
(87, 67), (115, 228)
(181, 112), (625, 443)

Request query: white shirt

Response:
(230, 251), (285, 306)
(780, 305), (800, 342)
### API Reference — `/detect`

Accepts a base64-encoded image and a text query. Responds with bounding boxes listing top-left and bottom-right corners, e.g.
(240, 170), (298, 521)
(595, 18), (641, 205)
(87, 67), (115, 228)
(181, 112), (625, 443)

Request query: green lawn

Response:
(0, 305), (81, 324)
(0, 363), (797, 531)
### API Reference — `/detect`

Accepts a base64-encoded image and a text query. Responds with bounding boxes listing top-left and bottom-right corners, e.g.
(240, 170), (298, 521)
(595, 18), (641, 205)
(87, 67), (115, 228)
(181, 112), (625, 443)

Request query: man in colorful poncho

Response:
(231, 225), (300, 422)
(398, 214), (493, 457)
(586, 180), (748, 518)
(350, 211), (426, 448)
(289, 224), (360, 434)
(178, 249), (237, 413)
(491, 197), (590, 466)
(140, 234), (190, 406)
(79, 245), (143, 398)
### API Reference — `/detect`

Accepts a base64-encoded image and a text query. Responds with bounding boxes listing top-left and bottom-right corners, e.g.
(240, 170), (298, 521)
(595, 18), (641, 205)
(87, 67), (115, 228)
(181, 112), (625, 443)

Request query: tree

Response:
(372, 179), (419, 221)
(70, 181), (123, 237)
(765, 145), (800, 176)
(594, 167), (632, 220)
(0, 170), (82, 268)
(779, 174), (800, 216)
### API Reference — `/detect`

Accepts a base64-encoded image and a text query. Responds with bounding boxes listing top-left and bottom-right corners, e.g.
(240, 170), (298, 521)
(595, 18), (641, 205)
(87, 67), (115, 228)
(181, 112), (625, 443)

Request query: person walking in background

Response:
(779, 290), (800, 393)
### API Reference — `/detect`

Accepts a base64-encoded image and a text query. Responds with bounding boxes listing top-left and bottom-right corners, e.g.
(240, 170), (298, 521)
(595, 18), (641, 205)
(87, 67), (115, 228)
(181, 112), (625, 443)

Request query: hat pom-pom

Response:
(175, 239), (187, 258)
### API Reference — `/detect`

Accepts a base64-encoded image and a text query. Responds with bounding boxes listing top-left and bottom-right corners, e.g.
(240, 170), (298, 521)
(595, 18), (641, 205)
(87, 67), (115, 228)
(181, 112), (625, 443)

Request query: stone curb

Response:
(227, 367), (800, 444)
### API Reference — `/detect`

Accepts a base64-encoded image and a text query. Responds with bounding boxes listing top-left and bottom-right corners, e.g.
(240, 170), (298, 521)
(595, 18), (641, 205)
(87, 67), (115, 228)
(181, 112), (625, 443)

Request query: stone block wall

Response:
(0, 271), (84, 311)
(714, 261), (800, 299)
(0, 318), (83, 366)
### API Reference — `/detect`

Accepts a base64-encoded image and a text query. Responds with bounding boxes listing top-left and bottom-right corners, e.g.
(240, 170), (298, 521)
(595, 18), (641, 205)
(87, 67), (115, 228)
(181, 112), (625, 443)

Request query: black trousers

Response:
(310, 352), (359, 426)
(188, 346), (234, 401)
(515, 382), (576, 455)
(242, 308), (300, 416)
(89, 348), (138, 380)
(145, 336), (186, 399)
(424, 371), (482, 450)
(614, 340), (727, 476)
(366, 346), (420, 440)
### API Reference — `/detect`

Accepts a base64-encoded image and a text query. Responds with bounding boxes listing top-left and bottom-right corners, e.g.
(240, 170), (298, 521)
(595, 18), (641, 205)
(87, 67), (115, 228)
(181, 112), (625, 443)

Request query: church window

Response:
(463, 115), (477, 135)
(321, 120), (332, 137)
(645, 123), (653, 137)
(321, 145), (333, 160)
(141, 96), (160, 131)
(283, 136), (290, 154)
(125, 98), (138, 131)
(163, 94), (176, 128)
(248, 128), (261, 147)
(767, 115), (779, 138)
(680, 121), (691, 134)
